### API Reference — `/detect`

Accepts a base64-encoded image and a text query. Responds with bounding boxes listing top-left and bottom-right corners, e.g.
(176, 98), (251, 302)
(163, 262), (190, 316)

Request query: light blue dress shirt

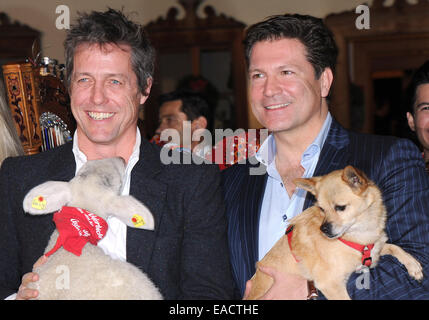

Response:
(256, 113), (332, 260)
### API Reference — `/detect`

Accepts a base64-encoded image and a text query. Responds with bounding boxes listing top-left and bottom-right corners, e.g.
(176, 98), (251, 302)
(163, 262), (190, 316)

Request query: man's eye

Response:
(110, 79), (121, 85)
(251, 73), (263, 80)
(77, 78), (89, 83)
(281, 70), (293, 75)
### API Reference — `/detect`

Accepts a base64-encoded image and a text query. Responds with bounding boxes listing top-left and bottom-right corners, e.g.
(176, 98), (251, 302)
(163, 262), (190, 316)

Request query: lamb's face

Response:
(68, 157), (126, 214)
(23, 156), (155, 230)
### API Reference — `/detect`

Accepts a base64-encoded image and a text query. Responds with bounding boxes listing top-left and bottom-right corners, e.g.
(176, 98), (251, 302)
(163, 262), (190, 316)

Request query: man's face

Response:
(70, 43), (149, 148)
(408, 83), (429, 152)
(248, 38), (332, 135)
(156, 99), (188, 143)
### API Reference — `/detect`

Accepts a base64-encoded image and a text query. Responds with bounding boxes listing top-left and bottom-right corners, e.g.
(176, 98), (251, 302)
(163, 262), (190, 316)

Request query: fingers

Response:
(33, 255), (48, 269)
(257, 265), (308, 300)
(16, 255), (47, 300)
(16, 273), (39, 300)
(242, 280), (253, 300)
(258, 265), (276, 277)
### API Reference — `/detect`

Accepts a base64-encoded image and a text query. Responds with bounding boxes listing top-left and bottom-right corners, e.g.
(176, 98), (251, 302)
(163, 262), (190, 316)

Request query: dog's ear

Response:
(342, 165), (369, 194)
(23, 181), (72, 214)
(294, 177), (320, 195)
(105, 195), (155, 230)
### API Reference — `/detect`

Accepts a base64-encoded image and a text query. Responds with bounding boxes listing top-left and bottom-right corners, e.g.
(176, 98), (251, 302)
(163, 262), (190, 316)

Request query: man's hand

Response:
(243, 265), (308, 300)
(16, 255), (47, 300)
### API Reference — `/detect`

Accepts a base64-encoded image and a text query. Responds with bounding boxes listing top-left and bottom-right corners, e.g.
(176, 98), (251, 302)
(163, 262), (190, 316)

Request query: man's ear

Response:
(23, 181), (72, 214)
(191, 116), (208, 131)
(406, 112), (416, 131)
(139, 77), (153, 104)
(320, 67), (334, 98)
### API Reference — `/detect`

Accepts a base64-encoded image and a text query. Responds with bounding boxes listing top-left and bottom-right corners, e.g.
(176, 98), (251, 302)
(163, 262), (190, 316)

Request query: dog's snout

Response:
(320, 222), (335, 238)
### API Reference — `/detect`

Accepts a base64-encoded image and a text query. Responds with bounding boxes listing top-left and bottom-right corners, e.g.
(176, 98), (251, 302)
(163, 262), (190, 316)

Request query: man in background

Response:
(153, 90), (212, 158)
(406, 60), (429, 173)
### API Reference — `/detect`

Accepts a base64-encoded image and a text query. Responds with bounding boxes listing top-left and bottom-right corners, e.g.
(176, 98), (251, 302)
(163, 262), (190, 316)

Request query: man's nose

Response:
(156, 121), (167, 135)
(263, 76), (281, 97)
(91, 82), (107, 105)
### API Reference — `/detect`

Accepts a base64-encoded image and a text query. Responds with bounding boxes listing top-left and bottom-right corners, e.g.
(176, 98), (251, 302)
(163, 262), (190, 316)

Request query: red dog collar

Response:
(338, 238), (374, 267)
(286, 225), (300, 263)
(286, 225), (374, 267)
(45, 206), (108, 257)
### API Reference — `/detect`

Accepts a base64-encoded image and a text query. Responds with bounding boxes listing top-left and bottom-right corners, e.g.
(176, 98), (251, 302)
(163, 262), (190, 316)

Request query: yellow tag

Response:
(32, 196), (47, 210)
(131, 214), (145, 227)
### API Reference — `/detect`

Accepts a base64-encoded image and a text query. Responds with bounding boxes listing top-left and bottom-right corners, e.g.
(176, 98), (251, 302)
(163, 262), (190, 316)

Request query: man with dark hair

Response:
(223, 14), (429, 299)
(0, 8), (234, 300)
(406, 60), (429, 172)
(154, 90), (211, 157)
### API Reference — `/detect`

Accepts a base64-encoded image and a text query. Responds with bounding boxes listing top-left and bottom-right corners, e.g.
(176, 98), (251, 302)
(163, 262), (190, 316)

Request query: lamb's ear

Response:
(23, 181), (72, 214)
(294, 177), (320, 195)
(108, 195), (155, 230)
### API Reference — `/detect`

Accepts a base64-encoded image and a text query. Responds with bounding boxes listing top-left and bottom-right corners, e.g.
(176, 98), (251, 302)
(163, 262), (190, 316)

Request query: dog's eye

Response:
(335, 205), (347, 212)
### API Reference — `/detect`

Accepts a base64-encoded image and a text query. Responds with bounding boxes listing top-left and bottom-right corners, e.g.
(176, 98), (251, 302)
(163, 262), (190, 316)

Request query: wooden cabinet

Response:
(325, 0), (429, 137)
(143, 0), (250, 138)
(1, 12), (74, 155)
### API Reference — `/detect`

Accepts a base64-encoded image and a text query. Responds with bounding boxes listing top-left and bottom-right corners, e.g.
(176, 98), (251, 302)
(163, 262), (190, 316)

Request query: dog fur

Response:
(246, 165), (423, 300)
(22, 157), (163, 299)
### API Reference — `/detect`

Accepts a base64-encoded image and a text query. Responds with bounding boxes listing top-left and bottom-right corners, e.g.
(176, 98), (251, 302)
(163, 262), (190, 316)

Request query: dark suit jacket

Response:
(0, 138), (234, 299)
(222, 119), (429, 299)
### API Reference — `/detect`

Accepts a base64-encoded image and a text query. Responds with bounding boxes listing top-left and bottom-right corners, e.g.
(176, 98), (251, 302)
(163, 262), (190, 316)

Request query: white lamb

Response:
(22, 157), (163, 300)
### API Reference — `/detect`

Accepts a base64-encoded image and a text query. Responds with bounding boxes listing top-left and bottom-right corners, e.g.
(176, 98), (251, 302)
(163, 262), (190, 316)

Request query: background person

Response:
(406, 60), (429, 173)
(0, 79), (24, 164)
(153, 90), (212, 158)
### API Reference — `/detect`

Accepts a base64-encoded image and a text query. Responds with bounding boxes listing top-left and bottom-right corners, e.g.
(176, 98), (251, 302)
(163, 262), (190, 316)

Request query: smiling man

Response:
(0, 8), (233, 300)
(222, 14), (429, 300)
(406, 60), (429, 172)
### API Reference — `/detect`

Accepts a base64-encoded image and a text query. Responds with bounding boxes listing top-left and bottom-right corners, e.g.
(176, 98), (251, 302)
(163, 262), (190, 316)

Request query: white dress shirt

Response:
(256, 113), (332, 260)
(72, 128), (141, 261)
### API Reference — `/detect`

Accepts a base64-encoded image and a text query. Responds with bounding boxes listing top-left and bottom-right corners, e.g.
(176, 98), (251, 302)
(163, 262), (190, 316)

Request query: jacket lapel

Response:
(304, 119), (351, 209)
(126, 139), (167, 271)
(46, 143), (76, 181)
(239, 163), (268, 277)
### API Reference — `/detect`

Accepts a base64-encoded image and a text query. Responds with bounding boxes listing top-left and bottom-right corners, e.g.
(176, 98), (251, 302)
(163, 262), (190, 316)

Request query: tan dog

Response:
(246, 165), (423, 300)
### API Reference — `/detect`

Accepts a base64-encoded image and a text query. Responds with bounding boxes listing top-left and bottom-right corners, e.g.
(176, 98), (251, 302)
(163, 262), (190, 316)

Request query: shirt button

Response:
(282, 214), (287, 222)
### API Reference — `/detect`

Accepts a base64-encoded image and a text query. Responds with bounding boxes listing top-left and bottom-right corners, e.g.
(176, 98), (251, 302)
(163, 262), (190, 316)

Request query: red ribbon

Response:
(45, 206), (108, 257)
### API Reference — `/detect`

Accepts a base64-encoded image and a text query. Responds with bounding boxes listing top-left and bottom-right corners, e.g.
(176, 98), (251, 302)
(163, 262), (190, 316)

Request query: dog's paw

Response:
(406, 258), (424, 282)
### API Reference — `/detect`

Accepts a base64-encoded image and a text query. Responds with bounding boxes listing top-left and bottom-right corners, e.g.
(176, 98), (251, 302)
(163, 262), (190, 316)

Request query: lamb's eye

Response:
(335, 205), (347, 212)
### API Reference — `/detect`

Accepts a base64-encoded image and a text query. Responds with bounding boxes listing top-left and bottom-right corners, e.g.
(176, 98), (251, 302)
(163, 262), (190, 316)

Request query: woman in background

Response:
(0, 79), (24, 164)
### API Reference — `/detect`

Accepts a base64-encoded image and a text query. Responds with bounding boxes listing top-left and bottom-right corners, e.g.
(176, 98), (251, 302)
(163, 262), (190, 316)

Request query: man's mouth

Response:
(88, 112), (114, 120)
(264, 103), (290, 110)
